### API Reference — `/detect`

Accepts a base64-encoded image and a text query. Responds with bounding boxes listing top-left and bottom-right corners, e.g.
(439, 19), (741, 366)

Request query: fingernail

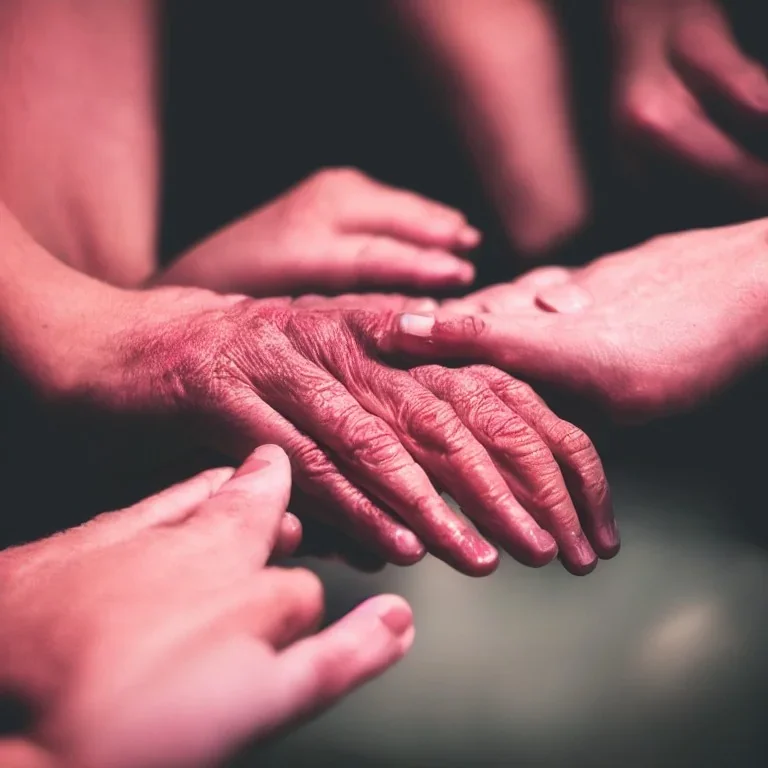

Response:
(399, 313), (435, 336)
(377, 601), (414, 637)
(237, 456), (271, 476)
(358, 596), (414, 638)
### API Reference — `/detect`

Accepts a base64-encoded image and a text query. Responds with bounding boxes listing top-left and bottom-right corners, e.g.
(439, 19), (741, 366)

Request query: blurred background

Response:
(156, 1), (768, 765)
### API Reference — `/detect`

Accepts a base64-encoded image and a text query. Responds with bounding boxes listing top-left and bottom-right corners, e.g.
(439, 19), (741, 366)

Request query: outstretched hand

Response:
(389, 220), (768, 421)
(0, 445), (413, 768)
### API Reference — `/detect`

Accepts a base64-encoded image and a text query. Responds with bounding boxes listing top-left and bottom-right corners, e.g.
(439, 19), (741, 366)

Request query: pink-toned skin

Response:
(388, 219), (768, 422)
(0, 445), (415, 768)
(0, 204), (615, 576)
(610, 0), (768, 202)
(155, 168), (478, 296)
(395, 0), (589, 258)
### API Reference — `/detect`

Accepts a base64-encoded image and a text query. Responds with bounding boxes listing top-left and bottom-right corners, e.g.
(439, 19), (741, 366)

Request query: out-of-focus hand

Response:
(395, 0), (589, 259)
(610, 0), (768, 202)
(67, 283), (615, 575)
(155, 167), (478, 296)
(0, 445), (414, 768)
(388, 219), (768, 421)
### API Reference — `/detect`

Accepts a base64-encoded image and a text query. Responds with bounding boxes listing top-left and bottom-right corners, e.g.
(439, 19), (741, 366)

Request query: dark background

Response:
(3, 1), (768, 765)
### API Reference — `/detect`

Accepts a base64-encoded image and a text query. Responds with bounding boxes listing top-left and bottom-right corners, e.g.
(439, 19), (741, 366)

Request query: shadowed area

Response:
(245, 461), (768, 768)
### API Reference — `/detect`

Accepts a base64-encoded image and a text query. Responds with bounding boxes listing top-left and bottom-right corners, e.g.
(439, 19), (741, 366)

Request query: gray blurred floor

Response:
(239, 461), (768, 768)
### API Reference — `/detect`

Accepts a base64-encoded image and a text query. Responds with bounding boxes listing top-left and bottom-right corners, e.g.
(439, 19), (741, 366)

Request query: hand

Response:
(63, 282), (616, 575)
(610, 0), (768, 202)
(387, 219), (768, 421)
(0, 445), (414, 768)
(155, 167), (478, 296)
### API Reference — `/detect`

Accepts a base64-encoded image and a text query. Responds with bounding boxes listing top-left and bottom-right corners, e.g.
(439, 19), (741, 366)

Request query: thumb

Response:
(191, 444), (293, 566)
(83, 596), (414, 768)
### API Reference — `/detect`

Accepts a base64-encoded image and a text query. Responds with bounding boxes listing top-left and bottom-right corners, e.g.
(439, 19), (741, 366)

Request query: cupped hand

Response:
(155, 167), (478, 296)
(610, 0), (768, 202)
(0, 445), (414, 768)
(389, 219), (768, 421)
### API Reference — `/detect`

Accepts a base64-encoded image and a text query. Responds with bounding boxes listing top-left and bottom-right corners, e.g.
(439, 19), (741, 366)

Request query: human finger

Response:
(411, 365), (593, 573)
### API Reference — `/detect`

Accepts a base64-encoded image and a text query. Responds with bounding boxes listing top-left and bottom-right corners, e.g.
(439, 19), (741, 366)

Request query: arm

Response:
(394, 0), (588, 256)
(0, 0), (160, 287)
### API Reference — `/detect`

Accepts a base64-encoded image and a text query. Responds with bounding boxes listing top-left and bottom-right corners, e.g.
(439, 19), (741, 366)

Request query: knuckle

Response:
(404, 396), (465, 452)
(551, 422), (595, 458)
(339, 413), (406, 473)
(530, 481), (572, 520)
(291, 441), (338, 485)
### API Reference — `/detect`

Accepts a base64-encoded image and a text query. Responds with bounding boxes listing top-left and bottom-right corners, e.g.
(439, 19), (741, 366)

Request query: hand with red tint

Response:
(3, 202), (612, 576)
(0, 445), (414, 768)
(155, 167), (478, 296)
(157, 298), (616, 574)
(387, 219), (768, 422)
(68, 284), (615, 576)
(610, 0), (768, 202)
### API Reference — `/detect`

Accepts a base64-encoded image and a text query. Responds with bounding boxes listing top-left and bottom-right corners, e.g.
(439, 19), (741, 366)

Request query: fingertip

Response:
(595, 522), (621, 560)
(275, 512), (303, 558)
(457, 225), (482, 249)
(219, 444), (293, 506)
(562, 555), (599, 576)
(524, 534), (559, 569)
(390, 528), (427, 565)
(455, 540), (500, 577)
(354, 594), (415, 649)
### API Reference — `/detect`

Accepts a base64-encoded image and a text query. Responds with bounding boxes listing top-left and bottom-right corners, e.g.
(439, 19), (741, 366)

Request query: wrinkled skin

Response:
(86, 286), (616, 576)
(155, 167), (478, 296)
(0, 445), (414, 768)
(390, 219), (768, 422)
(610, 0), (768, 201)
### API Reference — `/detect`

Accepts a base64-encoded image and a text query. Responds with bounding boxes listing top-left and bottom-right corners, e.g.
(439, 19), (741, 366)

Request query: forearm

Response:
(395, 0), (588, 253)
(0, 203), (127, 402)
(0, 0), (160, 288)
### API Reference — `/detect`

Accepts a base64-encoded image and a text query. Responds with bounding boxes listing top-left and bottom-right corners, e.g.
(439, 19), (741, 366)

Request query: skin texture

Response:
(387, 218), (768, 422)
(395, 0), (589, 257)
(610, 0), (768, 202)
(154, 167), (478, 296)
(0, 445), (415, 768)
(0, 0), (159, 287)
(0, 204), (616, 575)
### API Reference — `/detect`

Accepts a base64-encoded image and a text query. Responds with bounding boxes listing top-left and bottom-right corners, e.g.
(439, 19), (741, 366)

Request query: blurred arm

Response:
(395, 0), (589, 257)
(0, 0), (160, 287)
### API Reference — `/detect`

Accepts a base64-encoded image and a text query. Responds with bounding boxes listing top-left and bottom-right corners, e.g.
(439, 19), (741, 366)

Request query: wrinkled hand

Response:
(0, 445), (414, 768)
(610, 0), (768, 202)
(83, 285), (616, 575)
(391, 219), (768, 421)
(155, 167), (478, 296)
